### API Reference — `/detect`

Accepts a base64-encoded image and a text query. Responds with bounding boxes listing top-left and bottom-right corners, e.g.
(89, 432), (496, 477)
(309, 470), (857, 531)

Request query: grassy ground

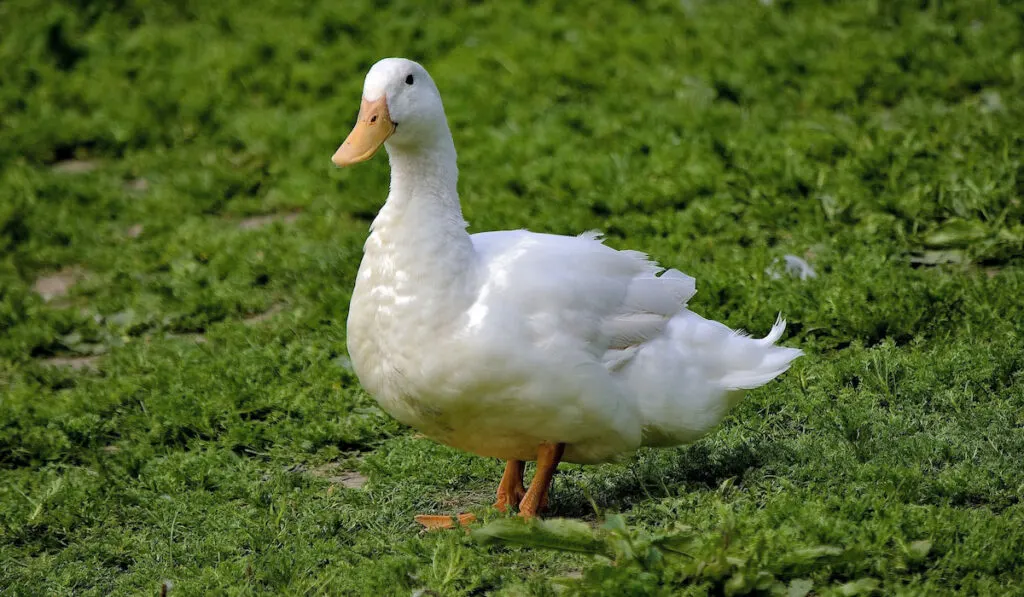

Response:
(2, 0), (1024, 594)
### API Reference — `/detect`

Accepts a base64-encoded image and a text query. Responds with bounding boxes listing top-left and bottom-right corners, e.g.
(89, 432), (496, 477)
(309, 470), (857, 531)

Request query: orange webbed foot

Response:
(518, 442), (565, 519)
(493, 460), (527, 513)
(414, 513), (477, 531)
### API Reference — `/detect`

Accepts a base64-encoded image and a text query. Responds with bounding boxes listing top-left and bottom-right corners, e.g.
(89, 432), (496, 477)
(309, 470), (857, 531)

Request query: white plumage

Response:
(339, 58), (802, 470)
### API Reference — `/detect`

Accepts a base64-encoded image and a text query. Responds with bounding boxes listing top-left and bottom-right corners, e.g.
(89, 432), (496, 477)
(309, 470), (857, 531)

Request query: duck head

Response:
(332, 58), (449, 167)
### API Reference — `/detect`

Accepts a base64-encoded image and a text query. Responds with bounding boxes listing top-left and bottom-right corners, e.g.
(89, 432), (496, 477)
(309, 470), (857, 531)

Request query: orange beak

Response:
(332, 96), (396, 167)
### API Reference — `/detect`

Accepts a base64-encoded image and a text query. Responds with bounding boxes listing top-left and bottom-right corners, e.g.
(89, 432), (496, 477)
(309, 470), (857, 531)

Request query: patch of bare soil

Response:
(306, 462), (368, 489)
(243, 303), (284, 325)
(40, 355), (101, 371)
(237, 211), (301, 230)
(124, 178), (149, 193)
(51, 159), (100, 174)
(33, 267), (84, 302)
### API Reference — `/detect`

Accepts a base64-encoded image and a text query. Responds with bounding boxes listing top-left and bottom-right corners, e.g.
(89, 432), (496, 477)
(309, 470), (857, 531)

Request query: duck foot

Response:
(414, 513), (477, 531)
(519, 442), (565, 519)
(494, 460), (527, 512)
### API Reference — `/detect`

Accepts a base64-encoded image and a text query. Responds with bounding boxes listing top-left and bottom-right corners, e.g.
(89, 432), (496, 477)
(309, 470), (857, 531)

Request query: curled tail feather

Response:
(719, 315), (802, 390)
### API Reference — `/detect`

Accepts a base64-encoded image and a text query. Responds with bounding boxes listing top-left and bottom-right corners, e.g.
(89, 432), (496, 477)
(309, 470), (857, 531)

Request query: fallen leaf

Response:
(907, 539), (932, 561)
(471, 517), (606, 555)
(788, 578), (814, 597)
(922, 219), (989, 249)
(836, 578), (880, 596)
(908, 250), (968, 266)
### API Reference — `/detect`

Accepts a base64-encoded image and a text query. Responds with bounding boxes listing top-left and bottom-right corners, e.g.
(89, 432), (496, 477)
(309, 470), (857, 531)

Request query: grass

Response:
(2, 0), (1023, 594)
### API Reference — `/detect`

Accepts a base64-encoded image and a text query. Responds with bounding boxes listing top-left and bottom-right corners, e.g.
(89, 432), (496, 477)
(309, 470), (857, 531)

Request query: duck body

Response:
(336, 58), (801, 517)
(349, 218), (797, 464)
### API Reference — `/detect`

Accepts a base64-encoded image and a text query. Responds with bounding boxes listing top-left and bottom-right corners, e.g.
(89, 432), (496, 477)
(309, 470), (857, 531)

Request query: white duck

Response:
(334, 58), (802, 528)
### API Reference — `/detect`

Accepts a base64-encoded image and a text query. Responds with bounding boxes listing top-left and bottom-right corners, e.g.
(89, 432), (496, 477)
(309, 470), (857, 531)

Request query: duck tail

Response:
(718, 315), (803, 390)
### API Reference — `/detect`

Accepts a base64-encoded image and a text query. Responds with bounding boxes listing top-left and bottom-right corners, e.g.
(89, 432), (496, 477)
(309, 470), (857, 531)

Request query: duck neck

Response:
(366, 133), (477, 301)
(384, 135), (462, 223)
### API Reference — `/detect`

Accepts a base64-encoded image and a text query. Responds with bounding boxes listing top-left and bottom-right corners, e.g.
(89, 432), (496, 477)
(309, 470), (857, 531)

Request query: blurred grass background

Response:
(1, 0), (1023, 594)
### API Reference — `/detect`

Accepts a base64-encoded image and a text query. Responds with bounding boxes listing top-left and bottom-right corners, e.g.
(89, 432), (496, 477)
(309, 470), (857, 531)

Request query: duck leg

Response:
(519, 442), (565, 518)
(415, 460), (526, 530)
(414, 450), (560, 529)
(494, 459), (527, 512)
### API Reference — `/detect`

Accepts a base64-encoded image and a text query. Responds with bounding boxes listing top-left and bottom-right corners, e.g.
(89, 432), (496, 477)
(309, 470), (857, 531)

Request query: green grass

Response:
(2, 0), (1024, 594)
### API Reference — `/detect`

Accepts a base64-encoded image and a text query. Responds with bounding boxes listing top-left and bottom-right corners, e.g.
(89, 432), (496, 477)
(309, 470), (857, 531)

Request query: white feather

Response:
(344, 58), (802, 465)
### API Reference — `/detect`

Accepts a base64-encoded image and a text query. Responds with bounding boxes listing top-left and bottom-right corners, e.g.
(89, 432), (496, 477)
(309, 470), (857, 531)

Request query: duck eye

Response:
(405, 74), (414, 85)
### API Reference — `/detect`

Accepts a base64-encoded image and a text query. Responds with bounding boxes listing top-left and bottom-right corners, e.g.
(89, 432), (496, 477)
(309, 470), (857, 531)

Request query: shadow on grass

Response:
(548, 438), (792, 518)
